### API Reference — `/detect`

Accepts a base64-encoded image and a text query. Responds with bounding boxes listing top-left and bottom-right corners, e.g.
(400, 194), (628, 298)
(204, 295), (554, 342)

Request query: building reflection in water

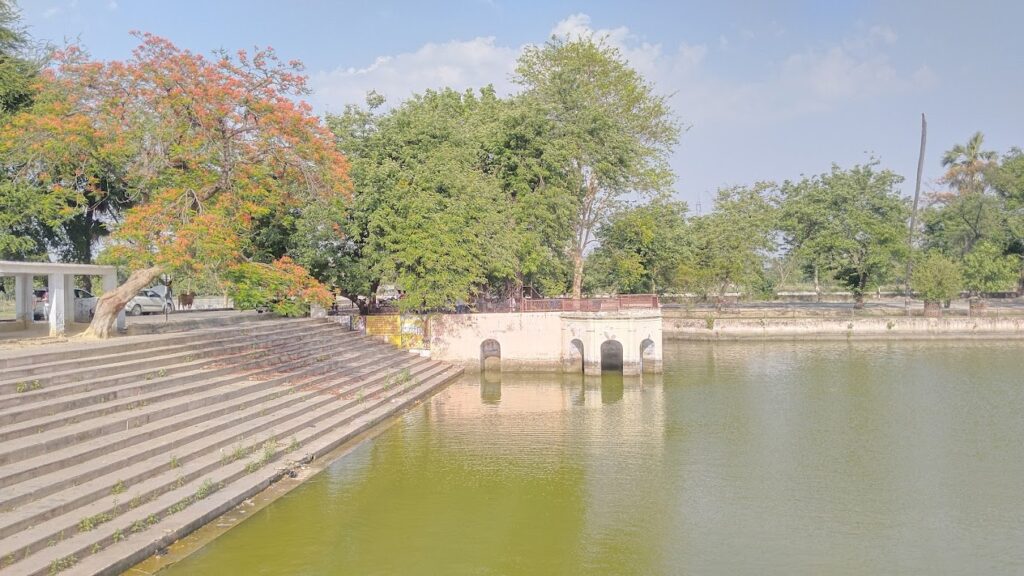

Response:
(480, 370), (502, 404)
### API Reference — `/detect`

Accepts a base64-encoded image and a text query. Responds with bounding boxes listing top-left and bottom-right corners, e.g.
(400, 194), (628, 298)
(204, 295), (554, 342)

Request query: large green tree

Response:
(988, 148), (1024, 291)
(585, 197), (690, 294)
(513, 35), (679, 298)
(687, 183), (777, 307)
(324, 88), (513, 312)
(780, 163), (907, 308)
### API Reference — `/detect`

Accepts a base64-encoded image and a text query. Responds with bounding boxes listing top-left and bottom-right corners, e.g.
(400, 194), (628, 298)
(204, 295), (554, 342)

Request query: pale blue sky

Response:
(18, 0), (1024, 209)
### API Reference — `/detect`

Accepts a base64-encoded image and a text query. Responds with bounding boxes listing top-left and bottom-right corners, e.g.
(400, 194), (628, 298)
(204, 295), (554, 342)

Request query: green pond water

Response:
(160, 340), (1024, 575)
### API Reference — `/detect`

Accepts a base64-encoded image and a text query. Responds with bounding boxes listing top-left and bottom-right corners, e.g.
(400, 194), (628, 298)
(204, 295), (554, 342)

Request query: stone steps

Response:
(0, 318), (319, 396)
(0, 359), (446, 563)
(0, 329), (369, 466)
(0, 317), (313, 374)
(0, 322), (352, 429)
(0, 317), (461, 574)
(5, 366), (460, 576)
(0, 352), (431, 543)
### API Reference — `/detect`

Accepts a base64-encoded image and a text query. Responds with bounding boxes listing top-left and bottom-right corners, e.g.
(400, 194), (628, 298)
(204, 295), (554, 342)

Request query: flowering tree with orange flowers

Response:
(5, 34), (349, 337)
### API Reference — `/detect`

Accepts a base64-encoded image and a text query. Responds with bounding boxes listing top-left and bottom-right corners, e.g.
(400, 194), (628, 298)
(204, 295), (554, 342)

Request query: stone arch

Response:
(640, 338), (656, 373)
(600, 339), (624, 372)
(480, 339), (501, 372)
(568, 338), (585, 372)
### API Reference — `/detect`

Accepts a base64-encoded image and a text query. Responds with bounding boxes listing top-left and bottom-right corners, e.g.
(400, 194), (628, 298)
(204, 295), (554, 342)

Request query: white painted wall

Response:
(429, 312), (564, 371)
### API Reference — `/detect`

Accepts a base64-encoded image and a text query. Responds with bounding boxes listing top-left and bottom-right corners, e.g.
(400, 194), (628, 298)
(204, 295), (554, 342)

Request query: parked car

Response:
(126, 288), (174, 316)
(32, 289), (47, 320)
(32, 288), (98, 322)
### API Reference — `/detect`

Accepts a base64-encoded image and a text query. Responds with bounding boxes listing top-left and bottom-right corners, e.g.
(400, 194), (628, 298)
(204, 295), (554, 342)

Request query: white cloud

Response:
(310, 13), (933, 129)
(107, 0), (118, 10)
(42, 6), (61, 18)
(311, 36), (518, 112)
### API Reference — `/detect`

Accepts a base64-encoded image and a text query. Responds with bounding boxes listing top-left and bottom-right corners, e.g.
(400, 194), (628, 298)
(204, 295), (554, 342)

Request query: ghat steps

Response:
(0, 317), (461, 575)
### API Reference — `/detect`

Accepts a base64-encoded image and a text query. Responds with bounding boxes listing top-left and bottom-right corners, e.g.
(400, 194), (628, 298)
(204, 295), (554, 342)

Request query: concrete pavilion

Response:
(0, 261), (125, 336)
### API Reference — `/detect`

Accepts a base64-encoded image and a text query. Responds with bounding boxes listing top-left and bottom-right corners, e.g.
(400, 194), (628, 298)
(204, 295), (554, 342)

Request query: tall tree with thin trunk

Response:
(513, 35), (679, 298)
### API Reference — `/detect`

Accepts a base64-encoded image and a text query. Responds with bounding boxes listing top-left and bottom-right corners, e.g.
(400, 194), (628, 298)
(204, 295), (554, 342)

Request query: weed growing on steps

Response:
(288, 437), (300, 452)
(194, 478), (221, 500)
(14, 380), (42, 393)
(169, 454), (180, 469)
(48, 554), (77, 574)
(111, 480), (127, 495)
(158, 368), (167, 377)
(78, 512), (114, 532)
(165, 478), (224, 520)
(221, 443), (248, 465)
(245, 439), (279, 473)
(112, 528), (124, 542)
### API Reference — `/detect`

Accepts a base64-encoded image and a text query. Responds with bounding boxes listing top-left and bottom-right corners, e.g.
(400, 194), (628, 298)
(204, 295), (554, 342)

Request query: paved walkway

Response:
(0, 310), (263, 351)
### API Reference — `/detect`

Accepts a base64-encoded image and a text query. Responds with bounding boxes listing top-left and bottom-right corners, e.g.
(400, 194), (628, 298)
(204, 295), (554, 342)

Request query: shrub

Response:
(911, 252), (962, 302)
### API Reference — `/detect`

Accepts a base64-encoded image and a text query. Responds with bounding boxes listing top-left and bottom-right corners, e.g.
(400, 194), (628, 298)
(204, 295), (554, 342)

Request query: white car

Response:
(126, 289), (174, 316)
(33, 288), (98, 322)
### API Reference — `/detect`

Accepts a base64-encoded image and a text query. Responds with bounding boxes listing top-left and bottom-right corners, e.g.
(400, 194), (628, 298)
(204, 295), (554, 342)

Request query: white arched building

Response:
(428, 308), (662, 375)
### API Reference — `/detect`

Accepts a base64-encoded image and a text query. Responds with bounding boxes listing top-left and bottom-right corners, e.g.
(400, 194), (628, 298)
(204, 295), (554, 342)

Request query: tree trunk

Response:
(813, 265), (820, 302)
(852, 272), (867, 309)
(853, 293), (865, 309)
(571, 252), (584, 300)
(82, 266), (163, 339)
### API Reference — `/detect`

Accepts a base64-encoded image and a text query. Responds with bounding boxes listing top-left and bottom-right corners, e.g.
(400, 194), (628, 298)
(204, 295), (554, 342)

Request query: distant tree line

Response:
(2, 0), (1022, 328)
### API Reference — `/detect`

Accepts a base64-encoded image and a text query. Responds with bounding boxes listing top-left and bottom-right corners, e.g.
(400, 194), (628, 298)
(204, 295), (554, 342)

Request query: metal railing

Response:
(517, 294), (660, 313)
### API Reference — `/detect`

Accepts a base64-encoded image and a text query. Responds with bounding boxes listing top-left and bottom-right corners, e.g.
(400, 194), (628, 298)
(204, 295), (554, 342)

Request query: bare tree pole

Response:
(904, 113), (927, 314)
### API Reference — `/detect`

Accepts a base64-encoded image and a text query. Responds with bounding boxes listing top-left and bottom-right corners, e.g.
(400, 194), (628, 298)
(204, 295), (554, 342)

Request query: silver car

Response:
(126, 289), (174, 316)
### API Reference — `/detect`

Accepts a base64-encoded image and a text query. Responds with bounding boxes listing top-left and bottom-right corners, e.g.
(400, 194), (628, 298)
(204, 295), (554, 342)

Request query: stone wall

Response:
(665, 315), (1024, 340)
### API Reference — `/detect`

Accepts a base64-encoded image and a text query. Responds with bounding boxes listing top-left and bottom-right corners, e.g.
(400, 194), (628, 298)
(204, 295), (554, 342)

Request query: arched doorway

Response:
(480, 339), (501, 372)
(568, 338), (585, 373)
(640, 338), (655, 373)
(600, 340), (623, 372)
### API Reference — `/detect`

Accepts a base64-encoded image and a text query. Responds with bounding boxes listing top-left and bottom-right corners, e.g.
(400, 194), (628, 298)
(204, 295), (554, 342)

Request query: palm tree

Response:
(941, 131), (997, 196)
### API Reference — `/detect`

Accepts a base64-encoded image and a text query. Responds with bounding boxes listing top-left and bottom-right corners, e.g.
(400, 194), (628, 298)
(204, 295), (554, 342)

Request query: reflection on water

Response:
(161, 340), (1024, 575)
(479, 370), (501, 404)
(598, 372), (624, 404)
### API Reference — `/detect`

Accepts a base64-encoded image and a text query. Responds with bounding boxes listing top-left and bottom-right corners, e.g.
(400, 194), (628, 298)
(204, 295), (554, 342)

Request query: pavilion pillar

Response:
(48, 273), (67, 336)
(14, 274), (33, 328)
